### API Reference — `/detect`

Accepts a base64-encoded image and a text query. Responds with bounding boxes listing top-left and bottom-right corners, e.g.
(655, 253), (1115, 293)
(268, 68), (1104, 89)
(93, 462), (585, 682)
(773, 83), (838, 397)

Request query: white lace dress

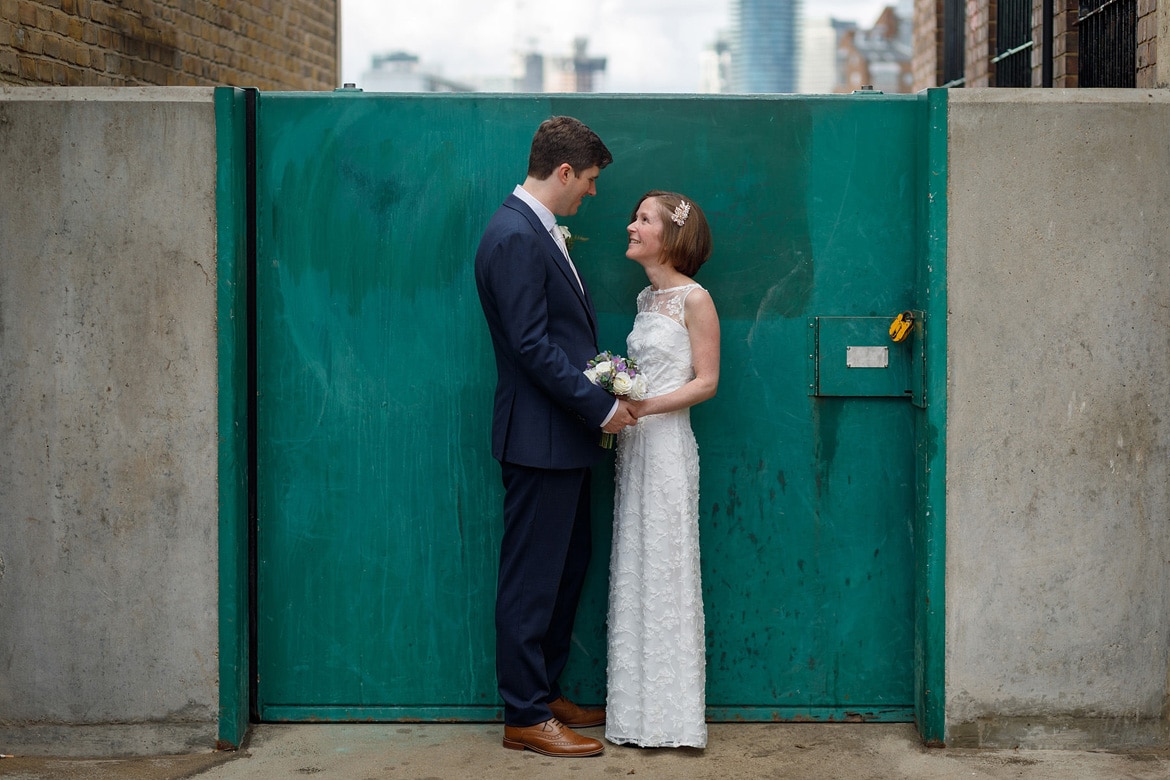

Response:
(605, 283), (707, 749)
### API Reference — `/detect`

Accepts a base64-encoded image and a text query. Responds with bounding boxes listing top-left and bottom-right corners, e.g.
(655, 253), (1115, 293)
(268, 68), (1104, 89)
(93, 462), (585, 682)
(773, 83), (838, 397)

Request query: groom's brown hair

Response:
(527, 116), (613, 180)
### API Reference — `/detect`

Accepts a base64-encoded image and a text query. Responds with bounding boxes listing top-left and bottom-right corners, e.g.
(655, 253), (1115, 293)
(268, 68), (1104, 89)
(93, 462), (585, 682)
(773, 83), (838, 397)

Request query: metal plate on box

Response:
(807, 315), (921, 399)
(846, 346), (888, 368)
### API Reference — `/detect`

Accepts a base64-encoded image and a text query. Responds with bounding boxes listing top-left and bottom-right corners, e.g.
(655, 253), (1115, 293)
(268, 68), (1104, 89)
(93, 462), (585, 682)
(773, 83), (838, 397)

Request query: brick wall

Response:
(1029, 0), (1042, 85)
(917, 0), (1160, 87)
(1136, 0), (1158, 86)
(965, 0), (993, 86)
(912, 0), (943, 90)
(1051, 0), (1078, 87)
(0, 0), (338, 89)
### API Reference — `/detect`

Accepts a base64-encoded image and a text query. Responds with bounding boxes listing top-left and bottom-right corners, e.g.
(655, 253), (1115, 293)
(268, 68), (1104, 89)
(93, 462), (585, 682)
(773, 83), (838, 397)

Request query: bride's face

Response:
(626, 198), (665, 265)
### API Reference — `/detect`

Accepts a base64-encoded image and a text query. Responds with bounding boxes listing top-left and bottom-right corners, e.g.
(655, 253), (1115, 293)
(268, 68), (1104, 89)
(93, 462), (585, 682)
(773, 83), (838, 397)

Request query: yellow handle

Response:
(889, 311), (914, 343)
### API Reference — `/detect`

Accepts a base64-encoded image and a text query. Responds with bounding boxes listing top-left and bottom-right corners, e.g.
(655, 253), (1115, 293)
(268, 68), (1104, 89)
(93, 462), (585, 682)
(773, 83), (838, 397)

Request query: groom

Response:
(474, 116), (636, 757)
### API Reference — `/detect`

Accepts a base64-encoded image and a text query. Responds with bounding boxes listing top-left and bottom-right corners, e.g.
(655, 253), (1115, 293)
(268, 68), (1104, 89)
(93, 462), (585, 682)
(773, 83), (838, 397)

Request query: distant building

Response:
(699, 32), (733, 93)
(514, 51), (544, 93)
(837, 6), (913, 93)
(511, 38), (606, 93)
(796, 6), (912, 94)
(544, 37), (607, 93)
(731, 0), (803, 93)
(359, 52), (473, 93)
(800, 17), (854, 93)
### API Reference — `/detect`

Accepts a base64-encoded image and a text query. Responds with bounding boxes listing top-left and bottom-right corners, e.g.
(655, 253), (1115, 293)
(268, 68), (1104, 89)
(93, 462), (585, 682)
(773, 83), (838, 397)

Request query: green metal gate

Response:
(246, 92), (946, 731)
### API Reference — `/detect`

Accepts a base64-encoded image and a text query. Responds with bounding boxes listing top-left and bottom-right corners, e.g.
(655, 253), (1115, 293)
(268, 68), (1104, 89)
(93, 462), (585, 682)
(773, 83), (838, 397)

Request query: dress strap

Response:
(677, 284), (701, 328)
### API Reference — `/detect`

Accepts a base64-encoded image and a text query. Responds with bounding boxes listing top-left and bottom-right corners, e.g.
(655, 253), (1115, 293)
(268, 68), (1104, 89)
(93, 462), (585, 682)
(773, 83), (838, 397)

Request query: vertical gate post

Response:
(215, 85), (253, 750)
(914, 87), (949, 745)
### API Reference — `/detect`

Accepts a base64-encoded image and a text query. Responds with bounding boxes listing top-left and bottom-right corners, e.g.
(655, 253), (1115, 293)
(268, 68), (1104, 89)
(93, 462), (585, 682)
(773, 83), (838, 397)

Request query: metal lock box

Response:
(807, 314), (925, 405)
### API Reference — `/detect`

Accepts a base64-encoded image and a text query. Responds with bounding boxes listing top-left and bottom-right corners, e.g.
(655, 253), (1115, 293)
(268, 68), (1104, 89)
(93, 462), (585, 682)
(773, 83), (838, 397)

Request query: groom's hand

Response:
(602, 399), (638, 433)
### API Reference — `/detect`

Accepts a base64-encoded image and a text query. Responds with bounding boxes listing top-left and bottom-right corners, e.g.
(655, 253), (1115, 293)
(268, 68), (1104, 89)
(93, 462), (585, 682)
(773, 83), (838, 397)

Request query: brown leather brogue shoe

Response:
(502, 718), (604, 757)
(548, 696), (606, 728)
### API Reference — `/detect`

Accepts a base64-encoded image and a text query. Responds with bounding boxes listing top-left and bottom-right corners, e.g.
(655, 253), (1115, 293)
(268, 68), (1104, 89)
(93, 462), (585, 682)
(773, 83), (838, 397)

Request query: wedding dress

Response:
(606, 283), (707, 748)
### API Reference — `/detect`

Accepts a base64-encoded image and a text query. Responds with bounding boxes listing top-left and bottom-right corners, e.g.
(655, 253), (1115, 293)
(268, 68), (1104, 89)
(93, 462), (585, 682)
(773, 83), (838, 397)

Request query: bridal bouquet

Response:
(584, 351), (647, 449)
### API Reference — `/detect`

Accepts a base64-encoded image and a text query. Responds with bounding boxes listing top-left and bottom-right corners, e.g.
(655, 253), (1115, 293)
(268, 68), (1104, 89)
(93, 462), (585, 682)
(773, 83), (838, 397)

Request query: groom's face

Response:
(558, 165), (601, 216)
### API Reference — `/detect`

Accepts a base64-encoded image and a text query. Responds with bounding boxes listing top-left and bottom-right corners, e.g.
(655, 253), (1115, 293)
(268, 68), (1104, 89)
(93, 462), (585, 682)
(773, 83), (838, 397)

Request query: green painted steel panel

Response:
(215, 86), (251, 748)
(253, 93), (927, 722)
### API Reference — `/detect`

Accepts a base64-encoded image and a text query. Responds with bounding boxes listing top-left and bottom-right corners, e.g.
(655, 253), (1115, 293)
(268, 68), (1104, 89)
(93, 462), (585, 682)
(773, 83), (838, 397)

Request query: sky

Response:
(341, 0), (901, 93)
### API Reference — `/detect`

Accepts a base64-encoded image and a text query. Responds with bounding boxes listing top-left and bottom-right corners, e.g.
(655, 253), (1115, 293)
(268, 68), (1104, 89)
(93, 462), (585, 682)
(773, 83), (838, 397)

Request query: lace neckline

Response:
(638, 283), (701, 327)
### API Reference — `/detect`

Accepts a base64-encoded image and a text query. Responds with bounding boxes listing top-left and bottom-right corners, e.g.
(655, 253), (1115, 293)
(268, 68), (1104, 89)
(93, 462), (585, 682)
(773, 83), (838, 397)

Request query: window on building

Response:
(1077, 0), (1136, 86)
(994, 0), (1034, 86)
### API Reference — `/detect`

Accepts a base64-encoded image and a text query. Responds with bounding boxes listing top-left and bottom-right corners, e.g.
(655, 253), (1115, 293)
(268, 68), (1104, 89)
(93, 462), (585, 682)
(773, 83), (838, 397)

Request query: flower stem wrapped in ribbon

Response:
(584, 351), (648, 449)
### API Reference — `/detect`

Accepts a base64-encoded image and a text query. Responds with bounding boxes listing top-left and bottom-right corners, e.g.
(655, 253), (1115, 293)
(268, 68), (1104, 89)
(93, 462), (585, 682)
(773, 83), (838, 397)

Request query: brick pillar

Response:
(1160, 0), (1170, 85)
(966, 0), (995, 86)
(1052, 0), (1079, 86)
(1031, 0), (1045, 85)
(913, 0), (945, 89)
(1136, 0), (1158, 87)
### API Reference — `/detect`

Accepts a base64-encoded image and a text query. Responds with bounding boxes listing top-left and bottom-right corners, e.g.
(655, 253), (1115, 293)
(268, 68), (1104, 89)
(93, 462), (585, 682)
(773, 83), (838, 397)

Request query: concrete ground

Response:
(2, 724), (1169, 780)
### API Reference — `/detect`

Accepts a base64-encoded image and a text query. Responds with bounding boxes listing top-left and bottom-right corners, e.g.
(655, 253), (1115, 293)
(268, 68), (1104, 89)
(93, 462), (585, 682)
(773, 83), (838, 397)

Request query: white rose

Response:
(611, 372), (634, 395)
(583, 368), (599, 384)
(593, 360), (612, 378)
(628, 375), (648, 400)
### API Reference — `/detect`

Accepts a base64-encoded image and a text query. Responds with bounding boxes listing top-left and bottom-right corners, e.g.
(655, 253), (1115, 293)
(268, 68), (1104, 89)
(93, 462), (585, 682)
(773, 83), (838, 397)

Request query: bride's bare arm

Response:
(633, 288), (720, 418)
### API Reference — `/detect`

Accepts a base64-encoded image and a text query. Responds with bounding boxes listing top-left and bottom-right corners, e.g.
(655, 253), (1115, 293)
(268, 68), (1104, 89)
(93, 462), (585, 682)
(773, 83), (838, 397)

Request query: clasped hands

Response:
(602, 398), (642, 434)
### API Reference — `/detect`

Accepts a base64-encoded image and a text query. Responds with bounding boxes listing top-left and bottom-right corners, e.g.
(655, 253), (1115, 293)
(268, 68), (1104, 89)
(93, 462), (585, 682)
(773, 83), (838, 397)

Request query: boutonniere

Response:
(557, 225), (588, 252)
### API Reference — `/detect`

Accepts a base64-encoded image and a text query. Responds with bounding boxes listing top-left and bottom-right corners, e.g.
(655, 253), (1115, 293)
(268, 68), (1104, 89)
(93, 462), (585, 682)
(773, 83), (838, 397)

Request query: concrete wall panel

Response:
(0, 87), (220, 756)
(945, 89), (1170, 748)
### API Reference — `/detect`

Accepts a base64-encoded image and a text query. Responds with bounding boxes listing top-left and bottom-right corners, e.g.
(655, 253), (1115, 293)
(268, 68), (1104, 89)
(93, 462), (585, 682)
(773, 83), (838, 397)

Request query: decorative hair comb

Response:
(670, 200), (691, 227)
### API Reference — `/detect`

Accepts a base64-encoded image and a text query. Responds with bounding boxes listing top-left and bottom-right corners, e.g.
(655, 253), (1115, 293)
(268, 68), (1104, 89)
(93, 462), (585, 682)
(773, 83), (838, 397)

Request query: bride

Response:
(606, 191), (720, 749)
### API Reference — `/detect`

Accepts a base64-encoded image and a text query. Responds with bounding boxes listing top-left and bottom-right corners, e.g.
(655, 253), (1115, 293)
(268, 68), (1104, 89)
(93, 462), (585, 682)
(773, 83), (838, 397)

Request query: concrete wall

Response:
(0, 87), (221, 756)
(945, 89), (1170, 748)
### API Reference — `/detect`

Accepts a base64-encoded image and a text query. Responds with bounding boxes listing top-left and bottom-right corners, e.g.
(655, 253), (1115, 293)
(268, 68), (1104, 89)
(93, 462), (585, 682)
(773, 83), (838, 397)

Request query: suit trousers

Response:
(496, 462), (593, 726)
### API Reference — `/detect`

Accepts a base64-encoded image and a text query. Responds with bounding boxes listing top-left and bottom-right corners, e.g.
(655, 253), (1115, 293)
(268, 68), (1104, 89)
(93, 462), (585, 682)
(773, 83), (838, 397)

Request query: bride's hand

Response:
(625, 398), (646, 419)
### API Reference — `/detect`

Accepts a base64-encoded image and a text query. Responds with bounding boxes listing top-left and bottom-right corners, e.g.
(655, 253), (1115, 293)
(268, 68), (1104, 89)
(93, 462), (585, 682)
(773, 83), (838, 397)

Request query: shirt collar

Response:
(512, 185), (558, 234)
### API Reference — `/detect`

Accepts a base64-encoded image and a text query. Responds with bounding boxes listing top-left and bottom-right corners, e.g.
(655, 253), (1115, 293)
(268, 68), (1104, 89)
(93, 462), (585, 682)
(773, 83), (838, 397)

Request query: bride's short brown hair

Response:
(632, 191), (713, 276)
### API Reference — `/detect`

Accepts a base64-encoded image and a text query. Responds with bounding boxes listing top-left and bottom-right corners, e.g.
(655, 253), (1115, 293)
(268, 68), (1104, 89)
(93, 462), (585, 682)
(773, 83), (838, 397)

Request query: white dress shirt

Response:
(512, 185), (618, 428)
(512, 185), (584, 293)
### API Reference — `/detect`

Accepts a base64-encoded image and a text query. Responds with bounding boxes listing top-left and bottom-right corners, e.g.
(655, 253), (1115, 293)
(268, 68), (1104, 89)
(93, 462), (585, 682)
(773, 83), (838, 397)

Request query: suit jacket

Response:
(475, 194), (615, 469)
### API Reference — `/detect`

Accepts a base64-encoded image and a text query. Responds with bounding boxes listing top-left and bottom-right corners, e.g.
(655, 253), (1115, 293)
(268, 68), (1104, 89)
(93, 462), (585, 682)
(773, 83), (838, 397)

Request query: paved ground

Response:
(2, 723), (1169, 780)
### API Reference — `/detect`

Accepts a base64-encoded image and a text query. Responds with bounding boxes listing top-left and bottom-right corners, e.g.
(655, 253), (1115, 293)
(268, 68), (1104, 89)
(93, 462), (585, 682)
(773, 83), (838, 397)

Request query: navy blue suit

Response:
(475, 193), (615, 726)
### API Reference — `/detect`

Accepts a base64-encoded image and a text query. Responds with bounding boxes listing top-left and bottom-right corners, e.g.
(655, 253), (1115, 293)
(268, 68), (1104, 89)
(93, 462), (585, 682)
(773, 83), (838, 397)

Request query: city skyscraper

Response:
(731, 0), (803, 93)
